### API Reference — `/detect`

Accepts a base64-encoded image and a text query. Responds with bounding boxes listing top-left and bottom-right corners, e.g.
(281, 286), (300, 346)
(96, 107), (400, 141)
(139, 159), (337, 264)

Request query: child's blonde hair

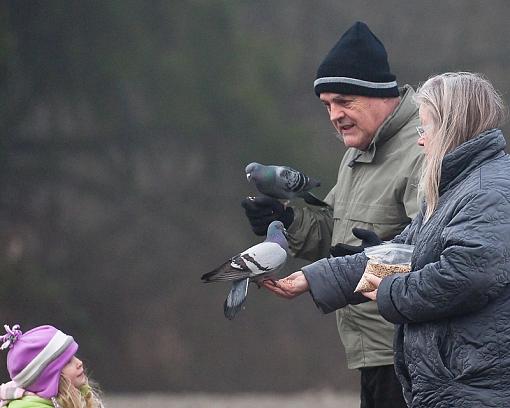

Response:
(54, 374), (103, 408)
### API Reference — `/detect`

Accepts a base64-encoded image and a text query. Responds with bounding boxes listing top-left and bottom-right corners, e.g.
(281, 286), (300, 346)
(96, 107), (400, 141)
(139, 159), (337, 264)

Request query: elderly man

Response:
(242, 22), (423, 408)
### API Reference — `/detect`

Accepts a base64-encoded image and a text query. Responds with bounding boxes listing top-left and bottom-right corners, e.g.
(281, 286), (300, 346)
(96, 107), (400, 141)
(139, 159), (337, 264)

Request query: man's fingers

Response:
(261, 272), (307, 299)
(249, 216), (275, 227)
(330, 243), (362, 257)
(351, 227), (382, 245)
(264, 285), (290, 298)
(242, 196), (274, 211)
(261, 279), (293, 298)
(244, 207), (275, 217)
(261, 279), (277, 287)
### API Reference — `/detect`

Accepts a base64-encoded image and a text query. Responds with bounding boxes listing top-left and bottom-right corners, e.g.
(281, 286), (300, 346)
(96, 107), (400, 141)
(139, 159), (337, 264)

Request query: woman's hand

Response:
(261, 271), (309, 299)
(362, 274), (382, 301)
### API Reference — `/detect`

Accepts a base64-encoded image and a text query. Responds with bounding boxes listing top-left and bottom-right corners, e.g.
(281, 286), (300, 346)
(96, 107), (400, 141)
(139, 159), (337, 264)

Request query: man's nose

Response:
(329, 105), (345, 122)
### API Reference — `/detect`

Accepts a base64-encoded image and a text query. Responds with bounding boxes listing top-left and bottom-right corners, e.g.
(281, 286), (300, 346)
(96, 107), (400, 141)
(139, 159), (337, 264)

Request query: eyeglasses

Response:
(416, 125), (432, 137)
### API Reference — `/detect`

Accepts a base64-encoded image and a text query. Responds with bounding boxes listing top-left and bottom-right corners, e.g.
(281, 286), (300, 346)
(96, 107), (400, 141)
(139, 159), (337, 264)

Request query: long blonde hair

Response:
(414, 72), (507, 220)
(54, 374), (103, 408)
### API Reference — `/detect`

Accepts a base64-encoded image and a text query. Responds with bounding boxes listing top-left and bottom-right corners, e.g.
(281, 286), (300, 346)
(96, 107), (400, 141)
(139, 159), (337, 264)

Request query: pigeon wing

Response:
(241, 241), (287, 279)
(201, 255), (251, 282)
(201, 240), (285, 282)
(275, 167), (303, 195)
(276, 166), (321, 197)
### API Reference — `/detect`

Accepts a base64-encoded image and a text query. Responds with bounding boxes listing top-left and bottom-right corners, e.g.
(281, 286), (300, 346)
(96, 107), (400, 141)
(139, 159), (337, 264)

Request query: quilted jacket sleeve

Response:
(378, 190), (510, 324)
(301, 253), (369, 314)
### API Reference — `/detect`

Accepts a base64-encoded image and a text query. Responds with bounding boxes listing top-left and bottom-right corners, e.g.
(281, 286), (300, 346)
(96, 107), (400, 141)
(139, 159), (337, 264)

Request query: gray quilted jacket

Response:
(302, 129), (510, 407)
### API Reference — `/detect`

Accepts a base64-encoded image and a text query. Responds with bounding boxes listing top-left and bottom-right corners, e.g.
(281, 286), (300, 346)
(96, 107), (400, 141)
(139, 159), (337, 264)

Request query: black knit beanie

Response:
(314, 21), (399, 98)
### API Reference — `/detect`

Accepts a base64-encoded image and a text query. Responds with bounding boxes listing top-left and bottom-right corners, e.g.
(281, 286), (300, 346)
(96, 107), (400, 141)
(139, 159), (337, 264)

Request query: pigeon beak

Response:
(283, 228), (289, 239)
(246, 173), (251, 181)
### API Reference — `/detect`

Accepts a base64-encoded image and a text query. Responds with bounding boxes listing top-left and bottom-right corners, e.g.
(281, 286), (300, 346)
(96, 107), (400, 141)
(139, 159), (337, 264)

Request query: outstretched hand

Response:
(261, 271), (309, 299)
(362, 274), (382, 300)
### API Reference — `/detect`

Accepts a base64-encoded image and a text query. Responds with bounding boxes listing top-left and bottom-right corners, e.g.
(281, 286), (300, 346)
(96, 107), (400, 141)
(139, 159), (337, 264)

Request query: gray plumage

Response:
(245, 162), (326, 206)
(201, 220), (288, 319)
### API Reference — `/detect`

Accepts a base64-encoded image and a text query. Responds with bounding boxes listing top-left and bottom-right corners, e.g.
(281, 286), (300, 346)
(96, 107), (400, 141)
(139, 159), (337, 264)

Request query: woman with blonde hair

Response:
(263, 72), (510, 407)
(0, 324), (103, 408)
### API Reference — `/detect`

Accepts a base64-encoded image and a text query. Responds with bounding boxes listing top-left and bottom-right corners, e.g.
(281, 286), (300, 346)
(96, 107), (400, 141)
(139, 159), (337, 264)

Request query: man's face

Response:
(320, 92), (393, 150)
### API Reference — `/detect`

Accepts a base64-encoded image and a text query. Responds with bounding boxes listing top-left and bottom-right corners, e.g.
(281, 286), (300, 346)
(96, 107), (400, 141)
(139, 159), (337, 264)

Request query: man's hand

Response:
(241, 196), (294, 236)
(261, 271), (309, 299)
(330, 227), (383, 257)
(362, 274), (382, 301)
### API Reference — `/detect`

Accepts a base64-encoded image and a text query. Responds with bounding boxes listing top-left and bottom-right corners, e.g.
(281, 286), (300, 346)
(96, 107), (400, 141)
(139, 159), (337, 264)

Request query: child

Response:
(0, 324), (103, 408)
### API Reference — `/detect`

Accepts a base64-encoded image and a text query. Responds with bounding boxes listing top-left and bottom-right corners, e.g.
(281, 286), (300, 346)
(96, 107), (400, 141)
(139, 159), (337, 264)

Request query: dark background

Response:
(3, 0), (510, 394)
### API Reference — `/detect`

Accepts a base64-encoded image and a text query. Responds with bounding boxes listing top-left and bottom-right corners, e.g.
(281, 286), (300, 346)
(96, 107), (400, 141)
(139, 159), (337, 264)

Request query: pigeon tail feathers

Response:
(203, 220), (288, 319)
(224, 278), (249, 320)
(303, 192), (329, 207)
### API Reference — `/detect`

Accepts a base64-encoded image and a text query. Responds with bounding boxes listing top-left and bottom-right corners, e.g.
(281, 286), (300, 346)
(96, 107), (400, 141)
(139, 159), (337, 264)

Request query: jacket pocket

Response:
(334, 205), (411, 242)
(347, 203), (408, 224)
(442, 327), (499, 383)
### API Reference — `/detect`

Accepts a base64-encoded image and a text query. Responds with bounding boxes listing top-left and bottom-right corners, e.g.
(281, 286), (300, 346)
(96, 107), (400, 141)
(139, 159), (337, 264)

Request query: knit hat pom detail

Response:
(0, 325), (22, 350)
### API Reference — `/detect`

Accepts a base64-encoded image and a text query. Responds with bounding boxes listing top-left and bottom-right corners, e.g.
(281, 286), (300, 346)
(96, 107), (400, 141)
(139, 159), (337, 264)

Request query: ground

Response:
(104, 391), (359, 407)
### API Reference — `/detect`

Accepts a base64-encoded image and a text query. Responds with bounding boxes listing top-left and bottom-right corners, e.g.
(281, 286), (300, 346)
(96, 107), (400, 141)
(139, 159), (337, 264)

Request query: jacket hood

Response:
(439, 128), (506, 194)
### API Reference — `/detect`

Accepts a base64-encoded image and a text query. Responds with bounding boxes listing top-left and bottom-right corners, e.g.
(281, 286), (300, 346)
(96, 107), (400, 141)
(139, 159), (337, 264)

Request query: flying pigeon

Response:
(201, 220), (288, 320)
(245, 162), (327, 206)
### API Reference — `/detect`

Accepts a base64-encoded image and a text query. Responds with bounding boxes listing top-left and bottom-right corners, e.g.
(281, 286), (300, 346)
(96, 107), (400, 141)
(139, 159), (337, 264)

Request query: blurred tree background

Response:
(2, 0), (510, 394)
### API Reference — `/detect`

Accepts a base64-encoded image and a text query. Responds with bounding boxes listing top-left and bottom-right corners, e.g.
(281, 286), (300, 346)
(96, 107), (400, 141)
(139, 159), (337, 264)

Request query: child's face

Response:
(62, 356), (87, 388)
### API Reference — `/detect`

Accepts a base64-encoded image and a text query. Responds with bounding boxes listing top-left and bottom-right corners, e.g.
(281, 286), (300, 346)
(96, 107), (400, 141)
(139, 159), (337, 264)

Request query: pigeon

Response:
(245, 162), (327, 206)
(201, 220), (288, 320)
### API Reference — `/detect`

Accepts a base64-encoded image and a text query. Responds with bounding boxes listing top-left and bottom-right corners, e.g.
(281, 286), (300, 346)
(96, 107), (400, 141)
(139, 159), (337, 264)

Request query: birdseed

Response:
(354, 260), (411, 293)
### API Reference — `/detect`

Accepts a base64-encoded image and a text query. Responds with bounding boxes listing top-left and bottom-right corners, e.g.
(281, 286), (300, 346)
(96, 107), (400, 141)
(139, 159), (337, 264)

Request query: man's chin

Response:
(335, 133), (345, 143)
(337, 134), (359, 147)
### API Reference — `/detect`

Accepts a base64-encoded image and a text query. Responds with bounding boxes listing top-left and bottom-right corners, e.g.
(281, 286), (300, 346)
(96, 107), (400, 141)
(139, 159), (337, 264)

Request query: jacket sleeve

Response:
(301, 253), (369, 314)
(286, 188), (334, 261)
(402, 153), (425, 219)
(378, 190), (510, 324)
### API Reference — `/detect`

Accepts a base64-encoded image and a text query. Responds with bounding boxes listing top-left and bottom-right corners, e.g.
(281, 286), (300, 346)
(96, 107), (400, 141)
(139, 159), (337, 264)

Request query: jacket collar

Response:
(350, 84), (417, 164)
(439, 128), (506, 194)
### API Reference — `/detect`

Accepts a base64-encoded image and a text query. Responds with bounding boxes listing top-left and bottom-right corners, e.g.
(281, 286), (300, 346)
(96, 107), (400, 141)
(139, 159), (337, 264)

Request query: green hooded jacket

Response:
(287, 85), (424, 369)
(5, 396), (53, 408)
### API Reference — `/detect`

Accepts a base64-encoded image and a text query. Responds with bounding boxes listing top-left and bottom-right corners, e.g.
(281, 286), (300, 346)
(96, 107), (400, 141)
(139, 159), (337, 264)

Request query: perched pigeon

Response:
(245, 162), (327, 206)
(201, 220), (288, 320)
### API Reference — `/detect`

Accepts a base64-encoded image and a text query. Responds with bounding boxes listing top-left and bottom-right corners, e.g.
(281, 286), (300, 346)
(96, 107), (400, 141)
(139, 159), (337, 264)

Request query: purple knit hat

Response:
(1, 324), (78, 398)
